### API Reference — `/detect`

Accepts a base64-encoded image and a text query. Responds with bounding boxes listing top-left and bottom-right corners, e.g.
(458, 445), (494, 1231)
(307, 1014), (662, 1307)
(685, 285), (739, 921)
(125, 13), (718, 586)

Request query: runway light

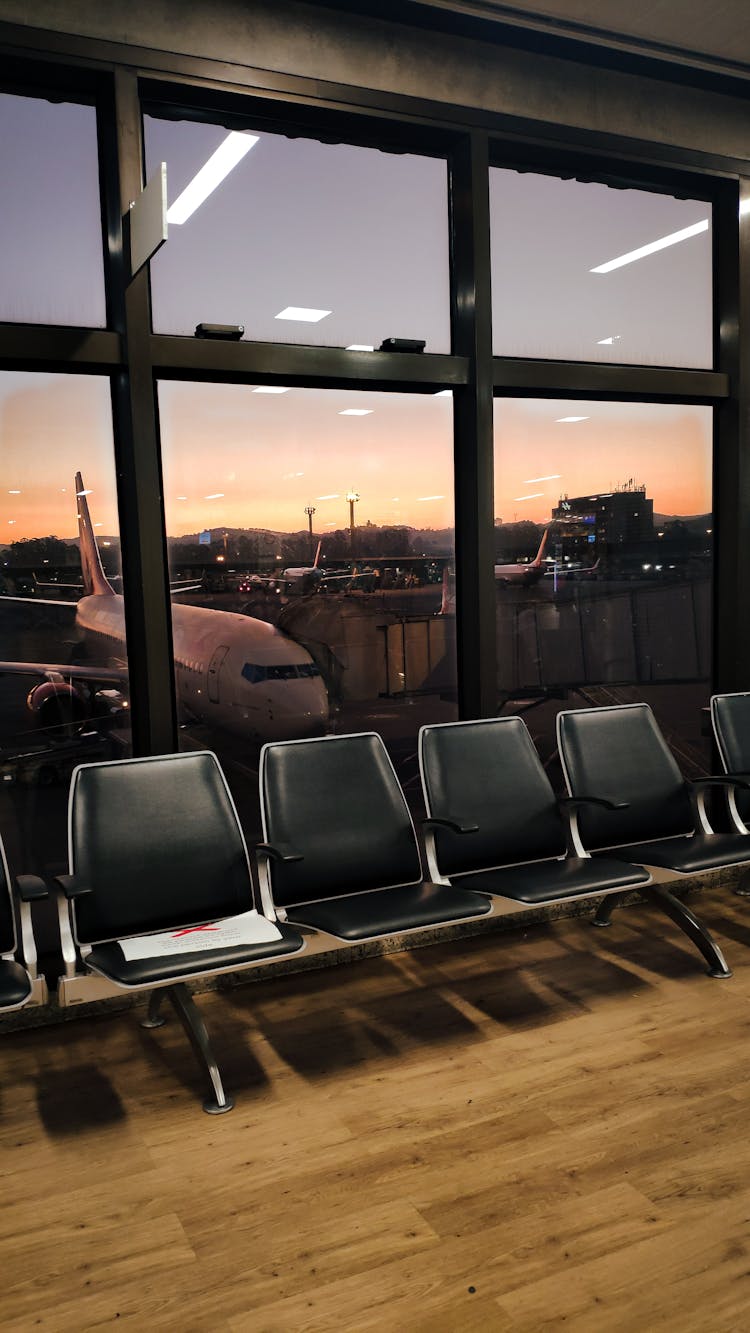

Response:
(166, 132), (259, 225)
(591, 219), (709, 273)
(276, 307), (331, 322)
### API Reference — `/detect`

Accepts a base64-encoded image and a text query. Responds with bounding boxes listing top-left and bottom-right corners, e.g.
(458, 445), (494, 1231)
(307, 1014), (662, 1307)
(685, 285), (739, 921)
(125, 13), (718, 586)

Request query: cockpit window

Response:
(242, 662), (321, 684)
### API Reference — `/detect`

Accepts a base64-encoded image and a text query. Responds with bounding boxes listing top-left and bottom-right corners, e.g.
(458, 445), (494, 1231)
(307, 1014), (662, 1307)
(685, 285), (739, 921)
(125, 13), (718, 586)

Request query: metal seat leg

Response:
(166, 983), (235, 1114)
(592, 892), (630, 927)
(646, 885), (732, 978)
(140, 988), (167, 1029)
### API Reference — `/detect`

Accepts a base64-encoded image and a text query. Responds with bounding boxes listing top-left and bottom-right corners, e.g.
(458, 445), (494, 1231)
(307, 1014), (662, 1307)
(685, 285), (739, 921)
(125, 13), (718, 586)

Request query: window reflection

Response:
(490, 170), (712, 367)
(0, 93), (106, 327)
(493, 398), (713, 779)
(0, 372), (131, 926)
(145, 116), (450, 351)
(158, 382), (457, 829)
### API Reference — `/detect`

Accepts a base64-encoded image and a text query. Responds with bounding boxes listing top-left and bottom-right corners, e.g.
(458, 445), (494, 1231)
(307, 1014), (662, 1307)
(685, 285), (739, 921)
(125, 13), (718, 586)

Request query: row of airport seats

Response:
(4, 694), (750, 1113)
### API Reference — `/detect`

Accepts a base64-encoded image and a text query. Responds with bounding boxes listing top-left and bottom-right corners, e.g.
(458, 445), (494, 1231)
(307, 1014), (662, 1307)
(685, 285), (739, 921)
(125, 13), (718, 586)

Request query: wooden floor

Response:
(3, 889), (750, 1331)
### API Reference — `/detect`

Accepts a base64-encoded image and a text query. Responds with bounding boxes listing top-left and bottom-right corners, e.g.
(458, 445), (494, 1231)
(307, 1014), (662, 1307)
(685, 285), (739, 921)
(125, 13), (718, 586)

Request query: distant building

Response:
(552, 481), (654, 560)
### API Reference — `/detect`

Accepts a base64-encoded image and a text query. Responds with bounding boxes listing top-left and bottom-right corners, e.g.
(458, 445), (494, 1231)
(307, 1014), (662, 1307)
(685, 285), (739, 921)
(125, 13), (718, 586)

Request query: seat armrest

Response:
(689, 776), (750, 793)
(16, 874), (48, 902)
(558, 796), (629, 813)
(557, 796), (627, 858)
(423, 817), (479, 835)
(53, 874), (92, 900)
(256, 842), (303, 864)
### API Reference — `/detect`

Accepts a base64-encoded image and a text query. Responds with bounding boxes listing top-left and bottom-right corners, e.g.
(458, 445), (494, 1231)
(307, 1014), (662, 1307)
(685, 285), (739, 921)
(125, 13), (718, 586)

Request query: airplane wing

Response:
(0, 661), (128, 684)
(0, 594), (79, 607)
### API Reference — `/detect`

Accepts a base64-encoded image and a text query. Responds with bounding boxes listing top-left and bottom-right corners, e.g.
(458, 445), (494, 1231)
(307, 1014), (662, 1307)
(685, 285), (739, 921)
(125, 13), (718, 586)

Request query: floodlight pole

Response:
(304, 506), (316, 561)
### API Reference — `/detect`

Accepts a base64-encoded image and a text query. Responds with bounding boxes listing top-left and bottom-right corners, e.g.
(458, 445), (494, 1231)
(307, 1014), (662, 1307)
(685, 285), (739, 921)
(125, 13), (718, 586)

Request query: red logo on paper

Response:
(171, 923), (220, 938)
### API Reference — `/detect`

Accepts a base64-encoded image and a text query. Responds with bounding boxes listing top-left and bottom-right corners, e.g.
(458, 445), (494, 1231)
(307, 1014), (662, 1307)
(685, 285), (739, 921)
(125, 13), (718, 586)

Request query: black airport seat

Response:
(710, 692), (750, 829)
(0, 838), (47, 1014)
(56, 751), (305, 1113)
(418, 716), (658, 940)
(257, 731), (493, 941)
(557, 702), (750, 977)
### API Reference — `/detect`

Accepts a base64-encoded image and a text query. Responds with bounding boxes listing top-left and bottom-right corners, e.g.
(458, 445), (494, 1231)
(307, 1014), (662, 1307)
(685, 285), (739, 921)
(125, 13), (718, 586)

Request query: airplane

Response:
(494, 525), (552, 586)
(0, 474), (329, 741)
(281, 539), (325, 592)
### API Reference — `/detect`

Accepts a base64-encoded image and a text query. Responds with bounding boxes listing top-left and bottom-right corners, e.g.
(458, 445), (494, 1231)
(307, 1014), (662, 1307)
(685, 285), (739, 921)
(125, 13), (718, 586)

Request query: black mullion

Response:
(106, 68), (177, 755)
(714, 177), (750, 692)
(493, 359), (727, 401)
(449, 132), (497, 720)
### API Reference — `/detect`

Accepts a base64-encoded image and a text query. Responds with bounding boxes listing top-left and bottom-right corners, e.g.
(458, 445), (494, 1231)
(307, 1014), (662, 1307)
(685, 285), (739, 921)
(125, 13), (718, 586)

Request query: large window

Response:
(490, 170), (713, 367)
(145, 116), (451, 351)
(493, 398), (713, 779)
(0, 372), (131, 910)
(158, 381), (457, 830)
(0, 92), (106, 327)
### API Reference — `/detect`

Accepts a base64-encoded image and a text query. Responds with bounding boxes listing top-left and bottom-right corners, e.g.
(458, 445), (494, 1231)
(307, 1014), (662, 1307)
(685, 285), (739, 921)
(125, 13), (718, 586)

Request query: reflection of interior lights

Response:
(597, 336), (622, 345)
(166, 132), (259, 225)
(8, 489), (20, 494)
(317, 493), (339, 500)
(177, 496), (187, 500)
(513, 493), (544, 501)
(591, 219), (709, 273)
(524, 474), (560, 483)
(276, 307), (331, 322)
(204, 492), (224, 499)
(346, 344), (374, 351)
(434, 389), (452, 397)
(556, 417), (589, 423)
(339, 409), (372, 416)
(416, 495), (444, 501)
(76, 488), (93, 496)
(253, 386), (289, 394)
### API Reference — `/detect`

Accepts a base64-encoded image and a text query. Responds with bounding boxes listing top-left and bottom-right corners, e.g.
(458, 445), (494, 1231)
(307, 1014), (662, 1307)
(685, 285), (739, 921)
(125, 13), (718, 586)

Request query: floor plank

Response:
(2, 887), (750, 1329)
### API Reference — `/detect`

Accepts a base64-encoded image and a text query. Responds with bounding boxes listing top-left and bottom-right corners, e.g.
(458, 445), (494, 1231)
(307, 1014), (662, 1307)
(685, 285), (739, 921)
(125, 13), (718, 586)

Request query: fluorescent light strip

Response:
(166, 132), (259, 225)
(276, 307), (331, 323)
(524, 474), (560, 483)
(513, 492), (544, 501)
(591, 219), (709, 273)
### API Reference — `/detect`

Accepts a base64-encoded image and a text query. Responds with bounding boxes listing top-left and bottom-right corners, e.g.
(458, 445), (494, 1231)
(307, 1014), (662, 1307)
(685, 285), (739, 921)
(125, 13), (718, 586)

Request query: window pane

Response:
(490, 170), (712, 368)
(145, 116), (450, 351)
(0, 372), (131, 961)
(0, 93), (106, 327)
(158, 382), (456, 832)
(493, 398), (713, 778)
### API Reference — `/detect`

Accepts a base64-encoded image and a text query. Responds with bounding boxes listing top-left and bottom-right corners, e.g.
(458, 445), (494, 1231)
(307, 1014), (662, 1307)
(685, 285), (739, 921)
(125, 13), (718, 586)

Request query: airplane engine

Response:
(26, 680), (88, 729)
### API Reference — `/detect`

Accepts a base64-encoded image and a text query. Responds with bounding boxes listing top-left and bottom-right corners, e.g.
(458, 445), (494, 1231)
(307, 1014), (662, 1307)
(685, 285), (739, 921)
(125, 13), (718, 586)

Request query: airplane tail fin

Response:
(312, 539), (322, 569)
(531, 525), (551, 568)
(76, 472), (115, 597)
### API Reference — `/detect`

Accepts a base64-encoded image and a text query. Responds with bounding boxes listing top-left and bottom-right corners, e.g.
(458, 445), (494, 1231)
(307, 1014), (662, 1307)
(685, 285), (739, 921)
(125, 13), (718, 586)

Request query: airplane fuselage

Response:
(75, 593), (328, 741)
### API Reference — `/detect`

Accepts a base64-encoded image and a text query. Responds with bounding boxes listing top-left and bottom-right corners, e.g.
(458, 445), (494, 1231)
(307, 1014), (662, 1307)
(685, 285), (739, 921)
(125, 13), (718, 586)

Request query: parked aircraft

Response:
(494, 526), (552, 586)
(0, 475), (329, 741)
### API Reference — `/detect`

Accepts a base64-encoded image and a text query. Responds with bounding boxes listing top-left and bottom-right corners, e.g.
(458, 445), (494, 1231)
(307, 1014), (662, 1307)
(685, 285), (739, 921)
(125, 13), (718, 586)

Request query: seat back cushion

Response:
(0, 843), (17, 955)
(261, 733), (422, 907)
(558, 704), (693, 850)
(420, 717), (566, 876)
(70, 752), (252, 944)
(712, 693), (750, 823)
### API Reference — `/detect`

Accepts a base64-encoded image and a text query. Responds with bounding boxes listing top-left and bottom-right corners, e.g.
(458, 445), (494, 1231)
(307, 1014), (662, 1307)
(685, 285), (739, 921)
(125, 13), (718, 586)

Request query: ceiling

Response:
(330, 0), (750, 80)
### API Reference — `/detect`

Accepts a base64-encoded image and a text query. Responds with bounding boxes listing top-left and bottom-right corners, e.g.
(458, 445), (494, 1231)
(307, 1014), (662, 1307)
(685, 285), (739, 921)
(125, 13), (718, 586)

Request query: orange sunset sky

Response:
(0, 373), (712, 545)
